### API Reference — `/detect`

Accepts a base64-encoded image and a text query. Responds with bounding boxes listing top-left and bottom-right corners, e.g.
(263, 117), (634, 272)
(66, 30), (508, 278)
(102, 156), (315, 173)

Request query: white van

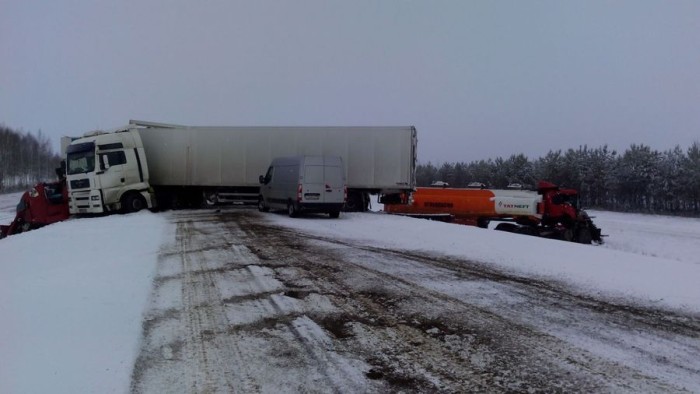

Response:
(258, 156), (347, 218)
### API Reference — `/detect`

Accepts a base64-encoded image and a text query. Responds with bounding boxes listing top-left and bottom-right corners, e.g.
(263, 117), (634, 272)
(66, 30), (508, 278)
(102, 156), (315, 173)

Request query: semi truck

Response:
(64, 120), (417, 214)
(384, 181), (603, 244)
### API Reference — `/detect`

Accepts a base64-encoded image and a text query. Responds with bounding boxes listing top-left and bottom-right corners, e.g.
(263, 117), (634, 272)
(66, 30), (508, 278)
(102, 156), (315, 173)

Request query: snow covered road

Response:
(133, 209), (700, 392)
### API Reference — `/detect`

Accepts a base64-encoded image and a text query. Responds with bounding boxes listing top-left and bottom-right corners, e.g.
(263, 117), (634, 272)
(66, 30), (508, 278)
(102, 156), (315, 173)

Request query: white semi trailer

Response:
(64, 120), (417, 214)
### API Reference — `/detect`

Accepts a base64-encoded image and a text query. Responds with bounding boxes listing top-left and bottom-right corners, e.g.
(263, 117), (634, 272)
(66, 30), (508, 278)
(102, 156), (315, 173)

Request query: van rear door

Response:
(301, 164), (325, 203)
(301, 157), (345, 205)
(322, 164), (345, 204)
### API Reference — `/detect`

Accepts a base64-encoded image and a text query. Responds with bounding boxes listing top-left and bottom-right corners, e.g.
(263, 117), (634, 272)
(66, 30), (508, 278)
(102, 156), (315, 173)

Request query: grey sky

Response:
(2, 1), (699, 163)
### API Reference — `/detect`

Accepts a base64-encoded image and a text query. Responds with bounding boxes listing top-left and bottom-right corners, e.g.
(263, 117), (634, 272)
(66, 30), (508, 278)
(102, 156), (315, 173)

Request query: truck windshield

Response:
(66, 142), (96, 175)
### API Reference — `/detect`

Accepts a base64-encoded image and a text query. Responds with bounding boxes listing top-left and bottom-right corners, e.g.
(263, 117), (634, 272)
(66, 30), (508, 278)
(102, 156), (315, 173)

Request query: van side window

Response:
(278, 166), (297, 184)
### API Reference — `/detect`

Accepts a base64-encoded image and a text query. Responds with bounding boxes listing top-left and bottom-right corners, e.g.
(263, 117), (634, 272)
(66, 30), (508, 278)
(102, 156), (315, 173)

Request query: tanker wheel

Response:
(123, 193), (146, 213)
(516, 226), (539, 237)
(494, 223), (518, 233)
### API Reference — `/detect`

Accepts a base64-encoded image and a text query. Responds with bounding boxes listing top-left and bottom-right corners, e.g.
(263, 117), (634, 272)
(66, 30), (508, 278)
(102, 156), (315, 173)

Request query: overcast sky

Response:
(1, 1), (699, 163)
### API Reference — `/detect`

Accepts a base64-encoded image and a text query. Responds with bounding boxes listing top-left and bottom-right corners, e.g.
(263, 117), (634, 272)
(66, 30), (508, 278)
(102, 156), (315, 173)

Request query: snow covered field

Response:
(1, 191), (699, 392)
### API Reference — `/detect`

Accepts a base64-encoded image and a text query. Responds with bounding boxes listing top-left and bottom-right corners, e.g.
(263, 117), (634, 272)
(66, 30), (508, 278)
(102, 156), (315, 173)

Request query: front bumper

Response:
(69, 190), (104, 214)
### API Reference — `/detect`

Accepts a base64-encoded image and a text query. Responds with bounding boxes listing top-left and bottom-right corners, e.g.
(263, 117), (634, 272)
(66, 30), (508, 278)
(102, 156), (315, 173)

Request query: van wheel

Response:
(329, 210), (340, 219)
(123, 193), (146, 213)
(258, 197), (269, 212)
(287, 203), (298, 218)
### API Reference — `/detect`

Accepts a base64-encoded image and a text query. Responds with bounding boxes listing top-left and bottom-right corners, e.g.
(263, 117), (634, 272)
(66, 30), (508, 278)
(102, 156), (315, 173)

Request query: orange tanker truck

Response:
(385, 181), (603, 244)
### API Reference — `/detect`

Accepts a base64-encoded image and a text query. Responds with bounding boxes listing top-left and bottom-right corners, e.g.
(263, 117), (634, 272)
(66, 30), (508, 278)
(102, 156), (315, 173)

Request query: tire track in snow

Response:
(236, 212), (696, 392)
(131, 210), (376, 393)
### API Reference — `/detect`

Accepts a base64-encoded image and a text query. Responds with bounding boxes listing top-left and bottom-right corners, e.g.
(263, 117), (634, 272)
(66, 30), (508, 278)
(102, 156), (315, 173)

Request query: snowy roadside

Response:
(265, 209), (700, 314)
(0, 211), (168, 394)
(590, 209), (700, 264)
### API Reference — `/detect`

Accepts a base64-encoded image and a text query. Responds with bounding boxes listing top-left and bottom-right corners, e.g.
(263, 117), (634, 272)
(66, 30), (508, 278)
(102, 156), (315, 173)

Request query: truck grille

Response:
(70, 178), (90, 189)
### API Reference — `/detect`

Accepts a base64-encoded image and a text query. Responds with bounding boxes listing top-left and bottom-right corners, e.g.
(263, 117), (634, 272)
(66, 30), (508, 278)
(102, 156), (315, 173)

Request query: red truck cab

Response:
(0, 179), (70, 238)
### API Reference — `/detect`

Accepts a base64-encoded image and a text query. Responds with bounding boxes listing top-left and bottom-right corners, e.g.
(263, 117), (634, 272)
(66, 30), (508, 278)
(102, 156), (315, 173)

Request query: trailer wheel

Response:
(345, 192), (368, 212)
(122, 193), (146, 213)
(258, 197), (269, 212)
(287, 202), (298, 218)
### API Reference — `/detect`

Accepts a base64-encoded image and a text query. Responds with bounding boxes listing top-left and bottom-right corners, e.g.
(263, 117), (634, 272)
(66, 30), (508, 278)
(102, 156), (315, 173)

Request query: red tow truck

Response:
(0, 168), (70, 239)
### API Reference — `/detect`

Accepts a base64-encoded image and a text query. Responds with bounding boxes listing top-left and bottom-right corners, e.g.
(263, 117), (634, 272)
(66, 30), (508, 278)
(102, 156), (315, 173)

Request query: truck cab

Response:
(537, 181), (580, 225)
(65, 128), (152, 214)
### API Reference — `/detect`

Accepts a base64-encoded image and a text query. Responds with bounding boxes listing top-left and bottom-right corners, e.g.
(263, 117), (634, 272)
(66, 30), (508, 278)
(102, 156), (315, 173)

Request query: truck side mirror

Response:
(259, 175), (265, 184)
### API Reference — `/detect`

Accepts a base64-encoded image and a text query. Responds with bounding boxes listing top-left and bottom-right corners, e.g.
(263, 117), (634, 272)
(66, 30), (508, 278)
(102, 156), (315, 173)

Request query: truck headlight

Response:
(91, 195), (100, 201)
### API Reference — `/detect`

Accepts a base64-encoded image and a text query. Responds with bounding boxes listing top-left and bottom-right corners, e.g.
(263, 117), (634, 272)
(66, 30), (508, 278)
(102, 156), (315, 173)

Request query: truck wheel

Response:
(123, 193), (146, 213)
(203, 192), (218, 207)
(561, 228), (575, 242)
(20, 222), (32, 233)
(287, 202), (298, 218)
(329, 210), (340, 219)
(576, 227), (593, 244)
(258, 197), (269, 212)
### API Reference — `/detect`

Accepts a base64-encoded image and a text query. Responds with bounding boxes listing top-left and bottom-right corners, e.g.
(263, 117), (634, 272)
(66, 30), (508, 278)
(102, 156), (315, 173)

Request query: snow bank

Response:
(0, 191), (22, 224)
(0, 211), (167, 394)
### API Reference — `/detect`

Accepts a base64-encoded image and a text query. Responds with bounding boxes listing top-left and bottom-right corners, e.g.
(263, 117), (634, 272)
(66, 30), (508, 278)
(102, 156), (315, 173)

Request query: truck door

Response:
(98, 150), (127, 205)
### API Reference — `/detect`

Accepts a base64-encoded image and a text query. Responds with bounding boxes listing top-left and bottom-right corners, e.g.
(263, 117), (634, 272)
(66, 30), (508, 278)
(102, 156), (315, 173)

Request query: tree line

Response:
(418, 143), (700, 215)
(0, 125), (63, 192)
